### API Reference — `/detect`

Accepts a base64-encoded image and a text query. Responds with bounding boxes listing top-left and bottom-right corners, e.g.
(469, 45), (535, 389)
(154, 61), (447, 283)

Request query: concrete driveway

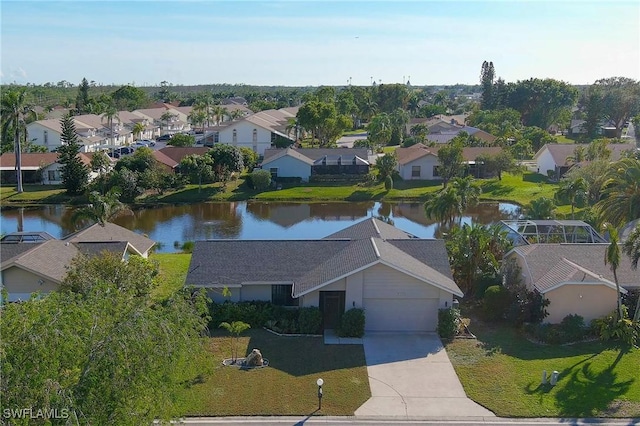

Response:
(355, 333), (495, 418)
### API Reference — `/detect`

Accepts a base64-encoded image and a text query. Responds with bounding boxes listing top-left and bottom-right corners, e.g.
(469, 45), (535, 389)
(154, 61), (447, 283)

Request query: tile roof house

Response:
(395, 143), (503, 180)
(152, 146), (211, 172)
(1, 223), (155, 302)
(185, 217), (462, 332)
(534, 143), (637, 178)
(261, 147), (370, 181)
(506, 244), (637, 323)
(216, 108), (297, 155)
(0, 152), (99, 185)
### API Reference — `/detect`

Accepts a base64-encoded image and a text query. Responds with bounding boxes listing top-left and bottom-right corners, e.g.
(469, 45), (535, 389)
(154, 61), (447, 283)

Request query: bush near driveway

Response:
(445, 321), (640, 418)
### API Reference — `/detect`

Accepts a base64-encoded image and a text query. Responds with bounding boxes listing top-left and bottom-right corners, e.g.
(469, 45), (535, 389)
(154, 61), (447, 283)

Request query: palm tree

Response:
(212, 105), (227, 125)
(525, 197), (556, 220)
(71, 189), (132, 227)
(188, 110), (207, 134)
(424, 186), (462, 226)
(160, 111), (176, 134)
(132, 122), (145, 143)
(622, 223), (640, 321)
(565, 145), (587, 166)
(101, 104), (120, 156)
(450, 176), (482, 211)
(602, 223), (623, 319)
(1, 88), (37, 193)
(219, 321), (250, 363)
(555, 177), (588, 219)
(594, 158), (640, 227)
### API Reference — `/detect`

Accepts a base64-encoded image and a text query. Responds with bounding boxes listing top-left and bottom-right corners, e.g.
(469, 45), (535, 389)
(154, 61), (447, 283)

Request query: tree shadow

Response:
(245, 330), (366, 377)
(480, 180), (514, 196)
(346, 190), (383, 201)
(156, 186), (223, 203)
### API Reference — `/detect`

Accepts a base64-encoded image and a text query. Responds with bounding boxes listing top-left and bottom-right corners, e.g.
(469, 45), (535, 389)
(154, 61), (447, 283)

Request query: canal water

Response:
(0, 201), (521, 253)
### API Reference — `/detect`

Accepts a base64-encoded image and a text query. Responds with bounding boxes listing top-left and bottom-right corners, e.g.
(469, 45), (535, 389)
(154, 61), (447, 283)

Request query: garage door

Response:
(363, 298), (439, 332)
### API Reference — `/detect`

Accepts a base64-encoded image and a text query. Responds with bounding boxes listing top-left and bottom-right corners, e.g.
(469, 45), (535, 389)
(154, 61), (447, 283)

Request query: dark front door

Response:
(320, 291), (345, 330)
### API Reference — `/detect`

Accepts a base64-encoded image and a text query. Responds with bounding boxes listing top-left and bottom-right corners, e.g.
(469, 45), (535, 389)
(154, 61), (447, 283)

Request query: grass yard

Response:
(0, 184), (72, 204)
(479, 172), (559, 206)
(151, 253), (191, 300)
(175, 329), (370, 416)
(446, 322), (640, 418)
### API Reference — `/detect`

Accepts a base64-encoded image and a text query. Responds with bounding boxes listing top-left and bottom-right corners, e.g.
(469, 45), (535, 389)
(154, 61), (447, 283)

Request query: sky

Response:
(1, 0), (639, 87)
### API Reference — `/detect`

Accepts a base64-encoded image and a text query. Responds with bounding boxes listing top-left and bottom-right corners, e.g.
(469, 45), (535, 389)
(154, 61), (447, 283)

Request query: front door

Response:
(320, 291), (345, 330)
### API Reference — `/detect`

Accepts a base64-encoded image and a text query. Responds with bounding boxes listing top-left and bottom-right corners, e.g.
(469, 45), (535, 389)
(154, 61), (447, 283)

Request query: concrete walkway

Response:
(355, 332), (495, 418)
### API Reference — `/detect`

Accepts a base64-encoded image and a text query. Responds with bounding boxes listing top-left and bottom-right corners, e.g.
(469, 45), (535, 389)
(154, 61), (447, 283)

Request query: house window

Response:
(232, 129), (237, 144)
(47, 170), (60, 181)
(252, 129), (257, 143)
(272, 284), (297, 306)
(269, 167), (278, 178)
(433, 166), (440, 177)
(43, 131), (48, 145)
(411, 166), (421, 178)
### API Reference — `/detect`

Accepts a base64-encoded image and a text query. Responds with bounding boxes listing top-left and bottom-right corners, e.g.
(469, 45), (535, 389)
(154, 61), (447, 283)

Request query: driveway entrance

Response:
(355, 333), (495, 418)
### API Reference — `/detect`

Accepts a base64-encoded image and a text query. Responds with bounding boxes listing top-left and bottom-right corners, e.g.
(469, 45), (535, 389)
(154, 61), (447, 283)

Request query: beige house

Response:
(1, 224), (156, 302)
(505, 244), (636, 323)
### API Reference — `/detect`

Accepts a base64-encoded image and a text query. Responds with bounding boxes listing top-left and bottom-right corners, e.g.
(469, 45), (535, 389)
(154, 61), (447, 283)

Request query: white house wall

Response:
(240, 284), (272, 302)
(398, 155), (439, 180)
(535, 149), (556, 175)
(27, 123), (63, 152)
(262, 156), (312, 181)
(218, 121), (273, 155)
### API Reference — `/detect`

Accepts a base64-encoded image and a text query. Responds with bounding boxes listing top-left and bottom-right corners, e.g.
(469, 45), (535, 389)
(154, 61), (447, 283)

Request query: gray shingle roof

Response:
(64, 223), (155, 256)
(5, 240), (81, 283)
(386, 239), (454, 279)
(323, 217), (416, 240)
(0, 242), (42, 266)
(511, 244), (639, 291)
(73, 241), (130, 258)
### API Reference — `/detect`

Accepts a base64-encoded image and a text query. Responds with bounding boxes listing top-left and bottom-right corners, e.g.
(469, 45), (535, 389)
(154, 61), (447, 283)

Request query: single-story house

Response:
(261, 147), (370, 181)
(185, 217), (462, 332)
(534, 143), (636, 178)
(505, 244), (637, 324)
(0, 223), (155, 302)
(396, 143), (502, 180)
(152, 146), (211, 172)
(0, 152), (98, 185)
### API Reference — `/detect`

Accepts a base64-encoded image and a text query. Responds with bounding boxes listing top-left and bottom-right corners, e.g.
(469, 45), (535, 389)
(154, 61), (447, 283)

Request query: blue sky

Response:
(1, 1), (638, 87)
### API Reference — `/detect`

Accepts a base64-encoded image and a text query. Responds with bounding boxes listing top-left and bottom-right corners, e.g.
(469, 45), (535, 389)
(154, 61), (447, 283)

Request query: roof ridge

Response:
(371, 218), (381, 236)
(370, 237), (381, 258)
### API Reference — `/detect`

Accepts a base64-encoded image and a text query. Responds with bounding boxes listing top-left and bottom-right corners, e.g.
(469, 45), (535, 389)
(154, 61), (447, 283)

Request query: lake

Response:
(0, 201), (521, 252)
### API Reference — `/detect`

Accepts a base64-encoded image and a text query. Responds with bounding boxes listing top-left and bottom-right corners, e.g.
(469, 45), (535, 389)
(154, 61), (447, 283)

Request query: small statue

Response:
(244, 348), (263, 367)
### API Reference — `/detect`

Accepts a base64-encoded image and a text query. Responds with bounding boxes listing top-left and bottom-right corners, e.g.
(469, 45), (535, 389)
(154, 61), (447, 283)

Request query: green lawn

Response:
(554, 135), (578, 144)
(175, 329), (370, 416)
(151, 253), (191, 300)
(479, 172), (559, 206)
(446, 323), (640, 418)
(0, 184), (73, 204)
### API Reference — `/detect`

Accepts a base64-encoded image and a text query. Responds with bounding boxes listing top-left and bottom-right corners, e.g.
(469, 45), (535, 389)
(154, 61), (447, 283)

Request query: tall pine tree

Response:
(75, 77), (90, 115)
(480, 61), (495, 110)
(58, 115), (89, 195)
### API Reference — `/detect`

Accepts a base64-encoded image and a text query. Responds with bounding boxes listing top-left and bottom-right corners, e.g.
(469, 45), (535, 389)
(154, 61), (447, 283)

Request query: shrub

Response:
(250, 170), (271, 190)
(592, 306), (639, 346)
(483, 285), (511, 321)
(298, 307), (322, 334)
(384, 175), (393, 190)
(209, 300), (275, 329)
(337, 308), (365, 338)
(180, 241), (194, 253)
(559, 314), (587, 342)
(438, 308), (461, 339)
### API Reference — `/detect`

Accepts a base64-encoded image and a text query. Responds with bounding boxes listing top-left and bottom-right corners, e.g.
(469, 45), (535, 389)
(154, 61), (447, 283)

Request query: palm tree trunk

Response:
(15, 125), (23, 193)
(613, 269), (622, 319)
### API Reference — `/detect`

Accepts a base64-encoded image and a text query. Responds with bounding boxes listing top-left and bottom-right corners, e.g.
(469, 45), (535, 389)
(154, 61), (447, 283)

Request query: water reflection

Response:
(1, 201), (521, 253)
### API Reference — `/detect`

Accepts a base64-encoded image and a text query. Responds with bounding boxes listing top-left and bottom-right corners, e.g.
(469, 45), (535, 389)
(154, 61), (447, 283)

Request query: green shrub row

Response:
(337, 308), (365, 338)
(524, 314), (593, 344)
(209, 301), (323, 334)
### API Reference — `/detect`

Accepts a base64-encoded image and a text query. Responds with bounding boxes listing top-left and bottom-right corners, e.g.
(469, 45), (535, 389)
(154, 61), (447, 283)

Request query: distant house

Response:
(395, 143), (502, 180)
(133, 106), (191, 136)
(217, 108), (297, 155)
(0, 152), (98, 185)
(568, 119), (587, 136)
(185, 218), (462, 332)
(0, 223), (155, 302)
(505, 244), (635, 323)
(533, 143), (636, 177)
(261, 147), (370, 181)
(152, 146), (210, 172)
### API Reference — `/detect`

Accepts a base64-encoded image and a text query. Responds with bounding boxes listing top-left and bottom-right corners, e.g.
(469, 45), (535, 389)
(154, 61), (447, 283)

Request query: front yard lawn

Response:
(479, 172), (559, 206)
(446, 323), (640, 418)
(175, 329), (370, 416)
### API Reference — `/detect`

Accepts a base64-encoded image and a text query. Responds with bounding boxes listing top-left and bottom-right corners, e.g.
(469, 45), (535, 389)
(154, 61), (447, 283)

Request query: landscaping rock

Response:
(245, 348), (263, 367)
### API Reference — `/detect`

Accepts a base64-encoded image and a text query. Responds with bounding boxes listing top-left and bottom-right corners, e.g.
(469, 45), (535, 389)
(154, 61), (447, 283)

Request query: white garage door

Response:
(363, 298), (439, 332)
